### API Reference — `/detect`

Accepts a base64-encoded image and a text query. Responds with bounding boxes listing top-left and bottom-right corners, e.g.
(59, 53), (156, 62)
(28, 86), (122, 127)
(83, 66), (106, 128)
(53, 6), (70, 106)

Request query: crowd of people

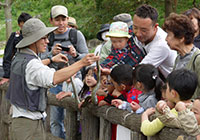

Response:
(2, 3), (200, 140)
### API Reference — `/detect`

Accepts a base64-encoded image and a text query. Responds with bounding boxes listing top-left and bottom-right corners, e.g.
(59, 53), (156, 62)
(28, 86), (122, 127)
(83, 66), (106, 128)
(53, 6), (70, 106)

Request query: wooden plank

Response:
(65, 109), (78, 140)
(99, 117), (111, 140)
(0, 88), (10, 140)
(81, 107), (99, 140)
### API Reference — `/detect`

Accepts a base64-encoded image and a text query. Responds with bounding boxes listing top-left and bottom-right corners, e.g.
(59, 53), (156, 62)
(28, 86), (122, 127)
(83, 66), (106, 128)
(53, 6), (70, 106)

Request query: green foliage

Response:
(0, 0), (200, 41)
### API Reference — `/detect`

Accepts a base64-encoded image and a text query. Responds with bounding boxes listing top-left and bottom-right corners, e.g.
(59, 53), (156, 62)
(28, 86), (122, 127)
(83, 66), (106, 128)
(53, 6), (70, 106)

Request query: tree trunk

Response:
(4, 0), (12, 41)
(165, 0), (178, 18)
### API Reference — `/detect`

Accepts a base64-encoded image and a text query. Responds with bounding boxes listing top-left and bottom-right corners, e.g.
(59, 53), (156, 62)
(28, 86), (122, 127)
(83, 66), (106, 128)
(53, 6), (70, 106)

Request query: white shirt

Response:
(12, 48), (56, 120)
(62, 78), (83, 95)
(134, 27), (177, 77)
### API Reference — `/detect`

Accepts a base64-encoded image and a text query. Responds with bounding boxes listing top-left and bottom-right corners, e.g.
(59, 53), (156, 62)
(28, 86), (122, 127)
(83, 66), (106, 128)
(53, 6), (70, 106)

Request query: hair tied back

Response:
(152, 74), (157, 80)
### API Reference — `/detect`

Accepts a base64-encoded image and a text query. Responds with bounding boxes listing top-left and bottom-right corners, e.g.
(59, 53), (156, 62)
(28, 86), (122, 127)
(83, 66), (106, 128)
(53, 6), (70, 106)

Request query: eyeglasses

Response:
(41, 36), (48, 41)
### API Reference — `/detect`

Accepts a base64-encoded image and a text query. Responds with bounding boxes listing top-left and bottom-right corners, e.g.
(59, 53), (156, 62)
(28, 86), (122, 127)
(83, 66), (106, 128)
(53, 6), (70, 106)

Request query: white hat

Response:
(51, 5), (68, 18)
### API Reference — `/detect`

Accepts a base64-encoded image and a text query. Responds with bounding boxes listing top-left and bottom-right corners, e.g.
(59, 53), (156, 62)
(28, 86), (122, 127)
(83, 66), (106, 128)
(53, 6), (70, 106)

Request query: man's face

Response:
(35, 36), (49, 53)
(133, 15), (157, 44)
(50, 15), (68, 34)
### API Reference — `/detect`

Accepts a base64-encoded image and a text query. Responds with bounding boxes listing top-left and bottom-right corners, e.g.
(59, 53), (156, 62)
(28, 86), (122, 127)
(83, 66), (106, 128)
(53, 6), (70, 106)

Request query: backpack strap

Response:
(193, 53), (200, 70)
(47, 28), (77, 52)
(69, 28), (77, 46)
(48, 32), (54, 51)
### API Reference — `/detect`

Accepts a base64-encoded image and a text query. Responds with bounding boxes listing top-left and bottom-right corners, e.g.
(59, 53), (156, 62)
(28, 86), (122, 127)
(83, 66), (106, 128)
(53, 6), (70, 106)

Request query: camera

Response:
(59, 45), (70, 52)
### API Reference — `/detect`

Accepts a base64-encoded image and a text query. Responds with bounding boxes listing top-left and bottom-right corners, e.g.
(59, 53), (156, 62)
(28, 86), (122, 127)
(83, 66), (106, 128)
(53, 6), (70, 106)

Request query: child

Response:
(98, 64), (142, 106)
(56, 62), (83, 100)
(100, 21), (144, 69)
(78, 66), (106, 107)
(141, 69), (198, 136)
(161, 84), (175, 109)
(112, 64), (163, 114)
(56, 73), (83, 100)
(174, 97), (200, 137)
(98, 64), (142, 140)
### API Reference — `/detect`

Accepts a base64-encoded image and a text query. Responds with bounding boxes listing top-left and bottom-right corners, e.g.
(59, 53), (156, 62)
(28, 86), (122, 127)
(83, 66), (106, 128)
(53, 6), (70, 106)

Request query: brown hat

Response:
(113, 13), (133, 27)
(68, 17), (78, 29)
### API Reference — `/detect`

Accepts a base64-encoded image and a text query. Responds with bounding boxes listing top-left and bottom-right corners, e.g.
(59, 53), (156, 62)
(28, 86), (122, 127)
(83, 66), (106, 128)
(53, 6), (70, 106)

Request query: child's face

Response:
(165, 83), (175, 103)
(162, 89), (166, 100)
(192, 99), (200, 125)
(100, 75), (108, 88)
(85, 69), (97, 88)
(110, 77), (124, 92)
(110, 37), (129, 50)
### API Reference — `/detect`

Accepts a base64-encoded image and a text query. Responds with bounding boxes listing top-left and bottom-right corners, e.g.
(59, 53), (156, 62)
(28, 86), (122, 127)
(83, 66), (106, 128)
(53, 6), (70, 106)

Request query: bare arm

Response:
(53, 53), (99, 85)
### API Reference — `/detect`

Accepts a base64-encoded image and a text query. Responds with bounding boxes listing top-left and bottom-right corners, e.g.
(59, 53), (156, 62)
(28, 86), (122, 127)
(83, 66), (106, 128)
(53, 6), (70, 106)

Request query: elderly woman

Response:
(163, 13), (200, 99)
(183, 8), (200, 48)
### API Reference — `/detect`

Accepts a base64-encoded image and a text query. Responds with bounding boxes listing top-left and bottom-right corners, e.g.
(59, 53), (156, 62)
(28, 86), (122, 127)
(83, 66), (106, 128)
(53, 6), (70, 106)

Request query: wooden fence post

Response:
(0, 84), (10, 140)
(81, 107), (99, 140)
(65, 109), (78, 140)
(99, 117), (111, 140)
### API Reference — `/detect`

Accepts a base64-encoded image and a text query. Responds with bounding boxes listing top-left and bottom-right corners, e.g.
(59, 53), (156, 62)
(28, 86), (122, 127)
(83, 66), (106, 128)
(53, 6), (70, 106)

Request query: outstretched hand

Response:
(52, 53), (68, 63)
(80, 53), (100, 66)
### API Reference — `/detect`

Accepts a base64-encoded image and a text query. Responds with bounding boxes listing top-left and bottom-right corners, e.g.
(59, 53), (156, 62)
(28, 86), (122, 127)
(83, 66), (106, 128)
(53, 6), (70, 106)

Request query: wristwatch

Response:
(48, 56), (53, 63)
(73, 53), (79, 59)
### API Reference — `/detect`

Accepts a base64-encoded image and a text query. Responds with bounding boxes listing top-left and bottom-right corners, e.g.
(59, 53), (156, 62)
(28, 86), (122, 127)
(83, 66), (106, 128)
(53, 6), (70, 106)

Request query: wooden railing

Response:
(0, 83), (196, 140)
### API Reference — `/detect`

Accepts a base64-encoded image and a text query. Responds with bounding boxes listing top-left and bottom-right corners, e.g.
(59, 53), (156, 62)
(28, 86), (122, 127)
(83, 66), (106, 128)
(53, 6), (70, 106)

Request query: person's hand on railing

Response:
(0, 78), (9, 85)
(141, 107), (155, 123)
(56, 91), (72, 100)
(130, 101), (141, 112)
(111, 99), (123, 108)
(175, 101), (187, 112)
(156, 100), (167, 114)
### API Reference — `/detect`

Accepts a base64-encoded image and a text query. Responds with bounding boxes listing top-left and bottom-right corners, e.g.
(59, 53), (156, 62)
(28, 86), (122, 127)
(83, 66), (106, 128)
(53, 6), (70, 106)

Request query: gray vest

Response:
(6, 52), (47, 112)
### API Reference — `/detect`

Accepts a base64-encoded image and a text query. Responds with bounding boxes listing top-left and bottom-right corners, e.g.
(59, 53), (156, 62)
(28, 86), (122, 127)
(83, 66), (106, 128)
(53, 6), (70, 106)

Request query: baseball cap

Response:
(51, 5), (68, 18)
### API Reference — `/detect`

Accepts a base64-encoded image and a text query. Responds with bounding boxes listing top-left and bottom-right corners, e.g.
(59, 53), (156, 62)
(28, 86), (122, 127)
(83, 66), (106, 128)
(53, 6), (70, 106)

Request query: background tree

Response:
(0, 0), (12, 41)
(165, 0), (178, 17)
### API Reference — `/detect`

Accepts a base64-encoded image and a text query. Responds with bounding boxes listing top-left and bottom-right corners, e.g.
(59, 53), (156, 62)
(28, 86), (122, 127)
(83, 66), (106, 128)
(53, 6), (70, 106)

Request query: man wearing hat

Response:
(68, 16), (78, 29)
(6, 18), (99, 140)
(44, 5), (88, 139)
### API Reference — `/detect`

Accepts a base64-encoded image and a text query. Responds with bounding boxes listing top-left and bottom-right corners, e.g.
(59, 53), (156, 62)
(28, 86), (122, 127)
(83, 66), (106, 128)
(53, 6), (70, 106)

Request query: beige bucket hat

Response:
(16, 18), (57, 48)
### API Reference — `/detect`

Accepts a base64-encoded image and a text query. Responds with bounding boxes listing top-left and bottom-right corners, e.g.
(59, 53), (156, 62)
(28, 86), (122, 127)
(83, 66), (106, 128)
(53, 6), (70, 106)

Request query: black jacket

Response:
(3, 31), (23, 78)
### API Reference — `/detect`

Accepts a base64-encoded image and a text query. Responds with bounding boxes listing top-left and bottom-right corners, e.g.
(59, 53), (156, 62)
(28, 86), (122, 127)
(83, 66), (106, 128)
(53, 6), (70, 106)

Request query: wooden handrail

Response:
(0, 84), (197, 140)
